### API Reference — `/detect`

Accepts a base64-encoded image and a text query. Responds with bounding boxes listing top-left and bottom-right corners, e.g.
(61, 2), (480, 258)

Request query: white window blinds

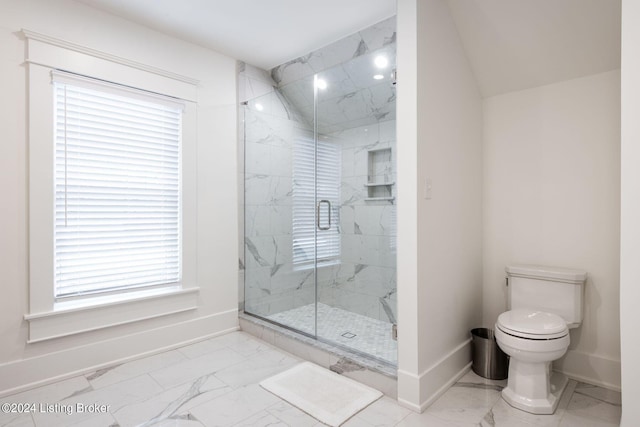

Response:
(53, 71), (183, 298)
(292, 136), (341, 265)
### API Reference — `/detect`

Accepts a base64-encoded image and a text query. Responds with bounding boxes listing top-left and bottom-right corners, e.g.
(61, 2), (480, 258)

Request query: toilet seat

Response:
(497, 309), (568, 340)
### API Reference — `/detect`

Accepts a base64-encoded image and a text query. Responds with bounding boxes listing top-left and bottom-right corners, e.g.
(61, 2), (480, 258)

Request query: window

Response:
(53, 71), (183, 298)
(292, 136), (341, 266)
(24, 30), (199, 342)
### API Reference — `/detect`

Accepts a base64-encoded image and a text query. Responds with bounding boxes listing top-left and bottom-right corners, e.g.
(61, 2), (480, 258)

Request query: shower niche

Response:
(365, 148), (394, 202)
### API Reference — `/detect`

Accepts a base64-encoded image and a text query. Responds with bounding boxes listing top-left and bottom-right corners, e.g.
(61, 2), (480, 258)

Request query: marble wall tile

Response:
(243, 63), (275, 83)
(270, 264), (314, 293)
(243, 77), (274, 104)
(269, 145), (293, 177)
(278, 78), (313, 111)
(306, 33), (364, 75)
(358, 16), (397, 53)
(245, 174), (271, 206)
(271, 16), (396, 87)
(269, 205), (292, 236)
(244, 205), (271, 237)
(329, 289), (381, 320)
(270, 56), (315, 86)
(316, 262), (356, 284)
(244, 111), (296, 147)
(244, 267), (271, 301)
(341, 47), (394, 91)
(244, 237), (273, 270)
(339, 205), (356, 234)
(316, 65), (358, 101)
(245, 141), (271, 175)
(378, 119), (396, 143)
(268, 176), (293, 206)
(340, 176), (367, 206)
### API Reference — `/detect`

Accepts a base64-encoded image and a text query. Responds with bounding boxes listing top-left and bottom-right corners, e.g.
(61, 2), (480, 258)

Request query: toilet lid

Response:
(497, 309), (568, 337)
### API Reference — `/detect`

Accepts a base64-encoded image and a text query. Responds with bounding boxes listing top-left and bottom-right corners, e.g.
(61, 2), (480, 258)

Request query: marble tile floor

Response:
(0, 331), (620, 427)
(267, 302), (398, 365)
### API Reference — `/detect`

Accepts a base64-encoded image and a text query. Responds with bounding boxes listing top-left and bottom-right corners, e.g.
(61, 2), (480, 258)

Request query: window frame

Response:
(24, 30), (200, 343)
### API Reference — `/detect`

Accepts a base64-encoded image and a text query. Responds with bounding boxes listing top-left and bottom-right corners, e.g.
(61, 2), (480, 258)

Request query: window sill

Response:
(24, 286), (199, 343)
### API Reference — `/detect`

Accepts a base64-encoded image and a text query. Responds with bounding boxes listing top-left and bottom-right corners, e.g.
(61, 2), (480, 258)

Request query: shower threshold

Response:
(265, 303), (398, 366)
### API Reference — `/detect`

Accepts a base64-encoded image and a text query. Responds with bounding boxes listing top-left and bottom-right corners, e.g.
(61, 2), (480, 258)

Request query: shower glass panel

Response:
(314, 47), (397, 364)
(243, 81), (317, 336)
(243, 31), (397, 365)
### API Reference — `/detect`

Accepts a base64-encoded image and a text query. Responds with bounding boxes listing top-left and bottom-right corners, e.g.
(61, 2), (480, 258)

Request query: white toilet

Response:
(495, 265), (587, 415)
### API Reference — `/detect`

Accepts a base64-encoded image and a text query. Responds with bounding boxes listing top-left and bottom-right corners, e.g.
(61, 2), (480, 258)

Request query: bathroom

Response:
(0, 0), (637, 425)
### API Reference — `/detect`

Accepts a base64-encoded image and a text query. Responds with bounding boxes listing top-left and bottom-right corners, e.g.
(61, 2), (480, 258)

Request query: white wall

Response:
(483, 70), (621, 390)
(397, 0), (483, 411)
(620, 0), (640, 424)
(0, 0), (238, 395)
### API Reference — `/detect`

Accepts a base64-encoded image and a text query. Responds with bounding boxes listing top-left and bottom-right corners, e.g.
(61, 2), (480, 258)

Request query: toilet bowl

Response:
(495, 309), (570, 414)
(495, 264), (586, 415)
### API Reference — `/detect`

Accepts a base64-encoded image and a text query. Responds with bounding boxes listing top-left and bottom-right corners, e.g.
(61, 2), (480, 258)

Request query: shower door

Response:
(313, 48), (398, 364)
(243, 43), (397, 365)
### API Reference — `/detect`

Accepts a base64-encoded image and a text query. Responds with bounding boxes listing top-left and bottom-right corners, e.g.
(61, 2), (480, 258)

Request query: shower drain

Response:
(341, 332), (356, 339)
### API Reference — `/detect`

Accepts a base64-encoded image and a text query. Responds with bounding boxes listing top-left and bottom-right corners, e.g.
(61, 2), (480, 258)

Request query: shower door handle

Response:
(317, 200), (331, 230)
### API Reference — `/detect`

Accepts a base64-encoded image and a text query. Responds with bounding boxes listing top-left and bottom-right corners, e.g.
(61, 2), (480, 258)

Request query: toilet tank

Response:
(506, 265), (587, 329)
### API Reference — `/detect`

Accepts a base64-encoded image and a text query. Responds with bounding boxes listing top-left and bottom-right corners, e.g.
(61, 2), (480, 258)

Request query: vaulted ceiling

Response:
(75, 0), (621, 97)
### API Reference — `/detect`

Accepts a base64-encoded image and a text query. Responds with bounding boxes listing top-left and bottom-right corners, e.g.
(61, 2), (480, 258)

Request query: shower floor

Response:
(266, 302), (397, 365)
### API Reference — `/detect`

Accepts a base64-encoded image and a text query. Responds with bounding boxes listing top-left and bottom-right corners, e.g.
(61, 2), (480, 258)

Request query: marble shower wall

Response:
(240, 63), (317, 321)
(240, 16), (397, 326)
(319, 120), (397, 324)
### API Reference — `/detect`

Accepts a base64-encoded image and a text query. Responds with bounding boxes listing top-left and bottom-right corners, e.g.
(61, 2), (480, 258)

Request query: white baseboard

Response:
(554, 348), (621, 392)
(0, 309), (238, 397)
(398, 339), (472, 412)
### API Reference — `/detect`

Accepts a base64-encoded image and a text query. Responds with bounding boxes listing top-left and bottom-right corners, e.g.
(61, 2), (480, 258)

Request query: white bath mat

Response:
(259, 362), (382, 426)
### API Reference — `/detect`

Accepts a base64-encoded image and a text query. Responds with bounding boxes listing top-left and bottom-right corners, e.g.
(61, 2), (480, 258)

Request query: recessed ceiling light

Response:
(254, 103), (264, 111)
(374, 55), (388, 68)
(373, 74), (384, 80)
(315, 78), (328, 90)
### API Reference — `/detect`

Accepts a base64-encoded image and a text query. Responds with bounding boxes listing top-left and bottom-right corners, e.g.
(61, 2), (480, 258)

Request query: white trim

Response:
(554, 348), (621, 392)
(24, 287), (200, 343)
(0, 310), (239, 397)
(51, 69), (186, 110)
(416, 362), (471, 411)
(21, 29), (199, 86)
(22, 32), (197, 102)
(397, 339), (472, 412)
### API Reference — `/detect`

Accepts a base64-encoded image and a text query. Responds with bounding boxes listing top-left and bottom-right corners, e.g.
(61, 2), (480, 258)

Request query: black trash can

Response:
(470, 328), (509, 380)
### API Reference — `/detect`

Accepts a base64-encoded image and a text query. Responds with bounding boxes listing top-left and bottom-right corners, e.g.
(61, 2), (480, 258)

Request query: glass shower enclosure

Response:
(243, 39), (397, 365)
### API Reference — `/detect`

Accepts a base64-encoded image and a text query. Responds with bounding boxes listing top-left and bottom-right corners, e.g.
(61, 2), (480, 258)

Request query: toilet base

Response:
(502, 370), (569, 415)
